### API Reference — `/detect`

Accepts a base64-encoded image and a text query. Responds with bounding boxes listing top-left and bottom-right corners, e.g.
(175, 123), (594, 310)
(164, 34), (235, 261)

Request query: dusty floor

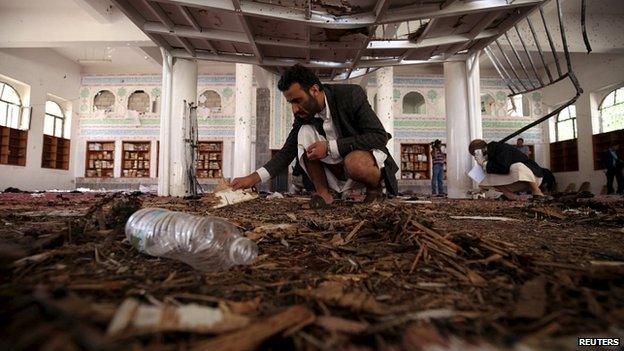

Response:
(0, 191), (623, 351)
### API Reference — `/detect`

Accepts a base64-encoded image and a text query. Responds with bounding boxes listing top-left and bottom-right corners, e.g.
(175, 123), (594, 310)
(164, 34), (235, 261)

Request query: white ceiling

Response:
(1, 0), (623, 77)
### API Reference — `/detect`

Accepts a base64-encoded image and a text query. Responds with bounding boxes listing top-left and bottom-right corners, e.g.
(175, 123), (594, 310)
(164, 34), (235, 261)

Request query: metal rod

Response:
(495, 39), (528, 91)
(501, 0), (584, 144)
(505, 32), (536, 89)
(486, 46), (522, 93)
(527, 17), (553, 83)
(500, 92), (580, 143)
(484, 47), (517, 95)
(514, 25), (544, 87)
(556, 0), (583, 93)
(581, 0), (592, 53)
(507, 73), (568, 97)
(540, 6), (562, 76)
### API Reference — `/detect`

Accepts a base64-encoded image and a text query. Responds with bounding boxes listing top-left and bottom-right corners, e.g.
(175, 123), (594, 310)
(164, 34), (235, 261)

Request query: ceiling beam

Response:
(178, 5), (218, 53)
(144, 22), (248, 43)
(142, 0), (175, 32)
(443, 10), (500, 57)
(150, 0), (545, 29)
(130, 46), (163, 66)
(177, 36), (196, 57)
(346, 0), (392, 78)
(398, 18), (438, 62)
(110, 0), (173, 51)
(469, 5), (538, 54)
(143, 21), (497, 51)
(178, 5), (200, 31)
(173, 49), (467, 68)
(232, 0), (263, 63)
(73, 0), (114, 24)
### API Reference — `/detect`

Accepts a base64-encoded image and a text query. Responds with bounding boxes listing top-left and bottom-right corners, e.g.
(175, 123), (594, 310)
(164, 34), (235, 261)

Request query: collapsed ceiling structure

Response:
(110, 0), (548, 80)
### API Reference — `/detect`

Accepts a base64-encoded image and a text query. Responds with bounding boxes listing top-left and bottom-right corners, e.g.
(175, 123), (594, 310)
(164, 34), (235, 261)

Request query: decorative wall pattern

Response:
(362, 75), (544, 144)
(76, 73), (545, 179)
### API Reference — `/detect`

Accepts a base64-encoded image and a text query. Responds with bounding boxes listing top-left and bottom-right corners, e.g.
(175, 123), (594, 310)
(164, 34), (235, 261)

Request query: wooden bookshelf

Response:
(41, 135), (70, 170)
(401, 143), (430, 180)
(196, 141), (223, 178)
(592, 129), (624, 170)
(0, 126), (27, 166)
(122, 141), (150, 178)
(550, 139), (579, 172)
(85, 141), (114, 178)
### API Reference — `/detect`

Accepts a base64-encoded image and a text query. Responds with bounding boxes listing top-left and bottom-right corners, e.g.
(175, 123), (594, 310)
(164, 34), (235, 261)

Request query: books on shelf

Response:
(85, 141), (115, 178)
(196, 141), (223, 179)
(122, 141), (151, 178)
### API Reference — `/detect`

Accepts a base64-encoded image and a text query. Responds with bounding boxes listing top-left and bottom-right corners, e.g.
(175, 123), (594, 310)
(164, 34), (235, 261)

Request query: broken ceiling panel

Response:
(111, 0), (549, 80)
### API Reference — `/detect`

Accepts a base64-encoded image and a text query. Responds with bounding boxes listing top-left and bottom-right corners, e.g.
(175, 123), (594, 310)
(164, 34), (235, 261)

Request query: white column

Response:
(168, 58), (198, 197)
(233, 63), (253, 177)
(466, 52), (483, 190)
(444, 61), (473, 198)
(375, 66), (395, 160)
(158, 49), (173, 196)
(466, 52), (482, 142)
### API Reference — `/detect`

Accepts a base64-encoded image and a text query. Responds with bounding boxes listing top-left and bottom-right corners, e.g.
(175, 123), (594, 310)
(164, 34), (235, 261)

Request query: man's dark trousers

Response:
(606, 166), (623, 194)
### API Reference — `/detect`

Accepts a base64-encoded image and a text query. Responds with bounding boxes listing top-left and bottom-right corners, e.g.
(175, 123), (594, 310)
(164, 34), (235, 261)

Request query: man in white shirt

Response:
(231, 64), (398, 208)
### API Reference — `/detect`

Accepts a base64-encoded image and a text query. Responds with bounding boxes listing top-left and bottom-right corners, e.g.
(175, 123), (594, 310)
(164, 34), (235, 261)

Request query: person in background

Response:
(515, 138), (530, 157)
(469, 139), (544, 200)
(430, 139), (445, 196)
(601, 145), (623, 195)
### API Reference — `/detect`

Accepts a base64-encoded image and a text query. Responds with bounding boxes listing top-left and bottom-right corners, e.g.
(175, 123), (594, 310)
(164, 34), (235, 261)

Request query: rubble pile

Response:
(1, 192), (623, 350)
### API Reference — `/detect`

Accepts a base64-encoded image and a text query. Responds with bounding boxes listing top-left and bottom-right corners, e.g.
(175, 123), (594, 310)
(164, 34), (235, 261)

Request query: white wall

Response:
(0, 48), (81, 191)
(541, 53), (624, 194)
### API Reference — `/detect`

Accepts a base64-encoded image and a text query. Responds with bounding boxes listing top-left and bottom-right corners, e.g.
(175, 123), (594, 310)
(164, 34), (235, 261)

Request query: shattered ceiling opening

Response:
(110, 0), (548, 80)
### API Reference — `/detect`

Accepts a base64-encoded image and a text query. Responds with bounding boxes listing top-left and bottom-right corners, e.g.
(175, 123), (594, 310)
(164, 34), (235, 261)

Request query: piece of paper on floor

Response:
(467, 164), (486, 183)
(450, 216), (519, 221)
(213, 188), (258, 208)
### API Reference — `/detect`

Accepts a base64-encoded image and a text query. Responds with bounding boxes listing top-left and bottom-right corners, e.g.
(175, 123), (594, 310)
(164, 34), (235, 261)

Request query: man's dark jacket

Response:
(486, 141), (543, 178)
(261, 84), (399, 195)
(600, 149), (623, 170)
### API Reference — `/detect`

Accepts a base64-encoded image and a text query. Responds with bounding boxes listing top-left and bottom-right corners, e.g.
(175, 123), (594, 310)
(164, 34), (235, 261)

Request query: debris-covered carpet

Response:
(1, 191), (623, 351)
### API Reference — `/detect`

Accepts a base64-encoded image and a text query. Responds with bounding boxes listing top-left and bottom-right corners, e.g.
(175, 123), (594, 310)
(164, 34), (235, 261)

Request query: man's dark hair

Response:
(278, 64), (323, 92)
(518, 137), (524, 142)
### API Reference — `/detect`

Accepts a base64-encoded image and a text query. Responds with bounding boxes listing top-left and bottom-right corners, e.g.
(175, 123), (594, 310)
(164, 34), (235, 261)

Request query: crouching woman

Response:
(468, 139), (544, 200)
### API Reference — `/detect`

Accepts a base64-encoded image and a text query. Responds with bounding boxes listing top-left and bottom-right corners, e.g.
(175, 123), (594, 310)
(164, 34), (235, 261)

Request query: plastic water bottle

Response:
(125, 208), (258, 272)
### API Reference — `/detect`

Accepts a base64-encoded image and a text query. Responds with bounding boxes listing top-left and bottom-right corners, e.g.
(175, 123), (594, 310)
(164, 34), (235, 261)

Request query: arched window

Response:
(555, 105), (577, 141)
(0, 81), (22, 129)
(598, 87), (624, 133)
(198, 90), (222, 113)
(402, 91), (426, 114)
(93, 90), (115, 111)
(481, 94), (495, 116)
(44, 101), (65, 138)
(127, 90), (150, 113)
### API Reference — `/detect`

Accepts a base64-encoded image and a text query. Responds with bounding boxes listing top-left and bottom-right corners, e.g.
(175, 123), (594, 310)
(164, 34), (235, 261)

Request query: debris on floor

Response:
(213, 184), (258, 208)
(1, 191), (623, 350)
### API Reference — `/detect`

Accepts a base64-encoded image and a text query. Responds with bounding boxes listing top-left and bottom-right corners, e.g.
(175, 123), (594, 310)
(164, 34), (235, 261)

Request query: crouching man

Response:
(469, 139), (544, 200)
(231, 64), (398, 208)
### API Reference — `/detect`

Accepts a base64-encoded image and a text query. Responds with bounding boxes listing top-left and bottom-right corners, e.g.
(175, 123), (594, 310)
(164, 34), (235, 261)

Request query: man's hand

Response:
(231, 172), (261, 190)
(306, 141), (328, 161)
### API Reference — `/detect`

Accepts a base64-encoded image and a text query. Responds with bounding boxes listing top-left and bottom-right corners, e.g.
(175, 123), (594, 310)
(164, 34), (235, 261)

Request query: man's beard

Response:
(297, 93), (322, 120)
